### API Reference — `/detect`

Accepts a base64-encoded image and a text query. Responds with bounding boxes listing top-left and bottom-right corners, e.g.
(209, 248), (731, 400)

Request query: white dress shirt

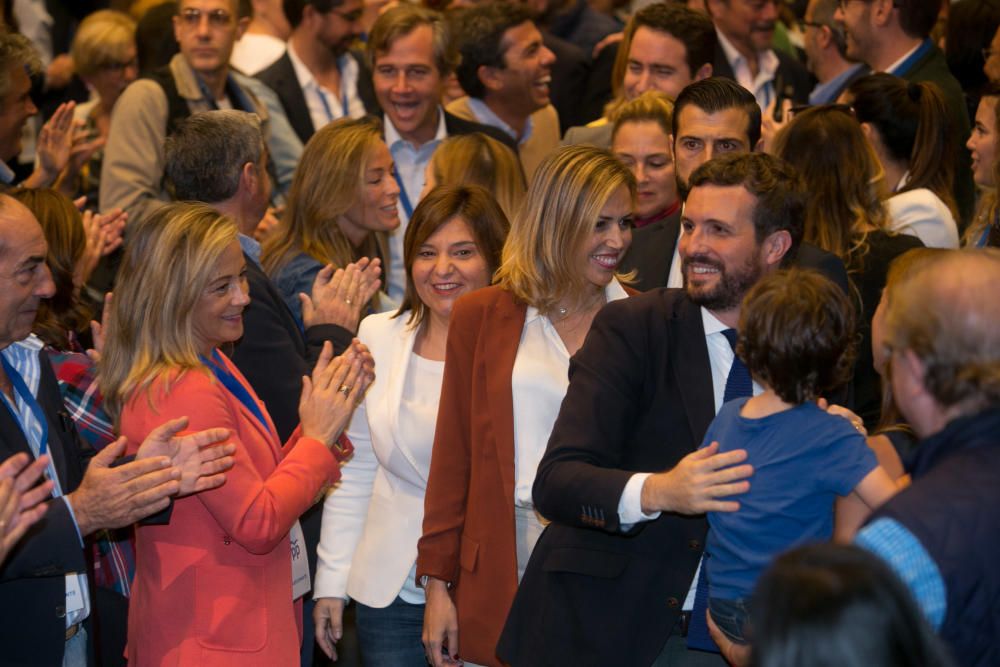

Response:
(716, 29), (780, 111)
(384, 111), (448, 302)
(511, 280), (629, 509)
(287, 44), (366, 131)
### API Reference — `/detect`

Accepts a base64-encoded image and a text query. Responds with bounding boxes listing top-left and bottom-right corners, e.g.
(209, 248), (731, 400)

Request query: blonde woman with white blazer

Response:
(312, 186), (509, 665)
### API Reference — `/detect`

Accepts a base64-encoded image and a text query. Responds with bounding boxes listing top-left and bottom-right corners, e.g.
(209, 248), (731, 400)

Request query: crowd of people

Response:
(0, 0), (998, 666)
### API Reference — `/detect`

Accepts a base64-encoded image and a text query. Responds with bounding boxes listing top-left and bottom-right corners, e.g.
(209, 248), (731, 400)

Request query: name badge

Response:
(290, 520), (311, 600)
(65, 574), (85, 614)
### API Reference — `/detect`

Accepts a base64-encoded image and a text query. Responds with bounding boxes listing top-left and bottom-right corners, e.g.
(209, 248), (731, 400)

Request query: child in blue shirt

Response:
(703, 269), (900, 645)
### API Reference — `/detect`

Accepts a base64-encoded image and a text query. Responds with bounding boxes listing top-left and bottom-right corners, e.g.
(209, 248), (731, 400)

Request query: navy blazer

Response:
(228, 255), (353, 575)
(498, 290), (715, 666)
(0, 350), (90, 667)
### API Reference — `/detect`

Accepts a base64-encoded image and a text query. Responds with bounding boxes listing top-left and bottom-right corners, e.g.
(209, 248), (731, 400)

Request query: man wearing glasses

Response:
(834, 0), (973, 226)
(100, 0), (303, 226)
(258, 0), (380, 146)
(801, 0), (866, 105)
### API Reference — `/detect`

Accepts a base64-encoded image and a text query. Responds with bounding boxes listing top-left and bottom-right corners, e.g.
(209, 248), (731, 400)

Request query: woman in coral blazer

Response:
(99, 204), (371, 666)
(417, 146), (637, 667)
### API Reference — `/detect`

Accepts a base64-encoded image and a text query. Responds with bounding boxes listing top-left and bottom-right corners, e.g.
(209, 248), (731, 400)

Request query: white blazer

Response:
(313, 310), (436, 606)
(888, 188), (959, 249)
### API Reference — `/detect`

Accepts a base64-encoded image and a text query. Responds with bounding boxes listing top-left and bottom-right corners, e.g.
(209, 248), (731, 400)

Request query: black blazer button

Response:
(688, 540), (701, 551)
(666, 597), (679, 608)
(55, 604), (66, 618)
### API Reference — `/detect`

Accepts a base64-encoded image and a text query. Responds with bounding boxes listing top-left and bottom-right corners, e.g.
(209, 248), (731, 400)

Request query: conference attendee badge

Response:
(65, 575), (85, 614)
(290, 520), (311, 600)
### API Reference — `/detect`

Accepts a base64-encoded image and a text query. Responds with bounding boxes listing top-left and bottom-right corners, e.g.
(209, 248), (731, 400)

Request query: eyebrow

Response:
(16, 255), (45, 270)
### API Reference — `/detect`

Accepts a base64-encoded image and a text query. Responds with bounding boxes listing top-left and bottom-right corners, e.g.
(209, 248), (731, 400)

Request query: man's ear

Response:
(870, 0), (895, 27)
(240, 161), (258, 195)
(236, 15), (250, 40)
(817, 25), (833, 50)
(478, 64), (505, 94)
(693, 62), (713, 82)
(762, 229), (792, 267)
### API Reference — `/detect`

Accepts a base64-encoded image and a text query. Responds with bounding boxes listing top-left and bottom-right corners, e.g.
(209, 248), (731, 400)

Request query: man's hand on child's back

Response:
(639, 442), (753, 515)
(816, 398), (867, 435)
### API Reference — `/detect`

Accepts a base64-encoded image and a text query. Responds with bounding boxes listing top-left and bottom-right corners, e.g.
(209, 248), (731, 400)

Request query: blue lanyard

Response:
(393, 169), (414, 219)
(200, 350), (272, 436)
(890, 39), (933, 78)
(0, 354), (50, 457)
(317, 86), (350, 123)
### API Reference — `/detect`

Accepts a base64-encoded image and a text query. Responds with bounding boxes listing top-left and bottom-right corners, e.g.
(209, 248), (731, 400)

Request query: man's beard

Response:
(682, 249), (762, 312)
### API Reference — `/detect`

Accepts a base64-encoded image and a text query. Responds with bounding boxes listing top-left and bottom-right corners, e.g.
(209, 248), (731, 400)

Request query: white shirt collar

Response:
(384, 106), (448, 152)
(700, 306), (731, 338)
(715, 28), (779, 78)
(883, 41), (923, 75)
(466, 96), (533, 144)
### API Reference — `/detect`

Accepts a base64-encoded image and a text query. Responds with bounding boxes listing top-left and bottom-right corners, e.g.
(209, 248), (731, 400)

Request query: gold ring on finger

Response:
(338, 385), (352, 395)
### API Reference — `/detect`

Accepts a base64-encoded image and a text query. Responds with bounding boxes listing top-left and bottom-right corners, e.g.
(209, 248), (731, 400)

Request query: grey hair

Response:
(164, 110), (264, 203)
(0, 33), (41, 101)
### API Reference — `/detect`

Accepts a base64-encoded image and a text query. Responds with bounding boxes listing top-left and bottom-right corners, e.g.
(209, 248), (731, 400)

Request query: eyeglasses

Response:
(837, 0), (869, 8)
(329, 7), (363, 23)
(178, 7), (234, 28)
(100, 57), (139, 72)
(801, 20), (827, 29)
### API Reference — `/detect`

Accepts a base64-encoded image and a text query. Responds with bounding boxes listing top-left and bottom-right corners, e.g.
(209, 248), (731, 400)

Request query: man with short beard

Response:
(257, 0), (380, 145)
(499, 152), (825, 666)
(621, 77), (847, 294)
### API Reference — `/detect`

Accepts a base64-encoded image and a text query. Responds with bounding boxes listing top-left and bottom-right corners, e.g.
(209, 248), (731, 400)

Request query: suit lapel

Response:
(217, 354), (283, 463)
(671, 297), (716, 444)
(383, 320), (425, 479)
(482, 293), (525, 510)
(274, 54), (315, 144)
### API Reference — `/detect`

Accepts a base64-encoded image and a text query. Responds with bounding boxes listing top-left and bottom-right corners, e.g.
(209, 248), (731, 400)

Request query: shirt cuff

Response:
(61, 496), (85, 547)
(617, 472), (662, 529)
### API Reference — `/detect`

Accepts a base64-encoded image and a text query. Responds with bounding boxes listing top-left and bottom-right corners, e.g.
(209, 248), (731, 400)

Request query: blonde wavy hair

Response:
(99, 203), (238, 423)
(428, 133), (526, 222)
(494, 145), (636, 314)
(261, 116), (388, 290)
(611, 90), (675, 140)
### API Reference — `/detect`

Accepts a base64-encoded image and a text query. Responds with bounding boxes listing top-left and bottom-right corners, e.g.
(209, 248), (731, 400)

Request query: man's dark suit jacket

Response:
(620, 210), (851, 295)
(228, 256), (353, 575)
(423, 110), (520, 152)
(543, 31), (592, 133)
(497, 290), (716, 666)
(900, 44), (974, 227)
(713, 45), (814, 105)
(0, 352), (90, 667)
(256, 50), (380, 145)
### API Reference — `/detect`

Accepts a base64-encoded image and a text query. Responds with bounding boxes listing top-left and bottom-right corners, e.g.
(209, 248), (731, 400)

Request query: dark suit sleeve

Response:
(0, 497), (86, 582)
(304, 323), (354, 365)
(532, 299), (648, 533)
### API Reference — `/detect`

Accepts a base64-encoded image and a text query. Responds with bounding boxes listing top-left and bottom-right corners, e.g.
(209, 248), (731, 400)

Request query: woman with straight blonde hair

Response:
(100, 202), (373, 666)
(421, 133), (526, 222)
(416, 145), (636, 667)
(773, 105), (924, 430)
(262, 116), (399, 324)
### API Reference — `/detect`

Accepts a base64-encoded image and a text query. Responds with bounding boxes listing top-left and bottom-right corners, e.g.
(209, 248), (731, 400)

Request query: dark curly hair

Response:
(737, 268), (856, 404)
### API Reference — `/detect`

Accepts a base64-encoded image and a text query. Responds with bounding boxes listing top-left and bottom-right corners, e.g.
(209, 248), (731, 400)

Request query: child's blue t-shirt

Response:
(702, 397), (877, 600)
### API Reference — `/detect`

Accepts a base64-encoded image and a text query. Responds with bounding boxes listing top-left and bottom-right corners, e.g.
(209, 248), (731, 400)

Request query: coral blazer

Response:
(121, 352), (340, 667)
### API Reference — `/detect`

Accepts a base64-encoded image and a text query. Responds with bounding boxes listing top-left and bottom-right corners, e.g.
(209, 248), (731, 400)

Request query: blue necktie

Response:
(687, 328), (754, 652)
